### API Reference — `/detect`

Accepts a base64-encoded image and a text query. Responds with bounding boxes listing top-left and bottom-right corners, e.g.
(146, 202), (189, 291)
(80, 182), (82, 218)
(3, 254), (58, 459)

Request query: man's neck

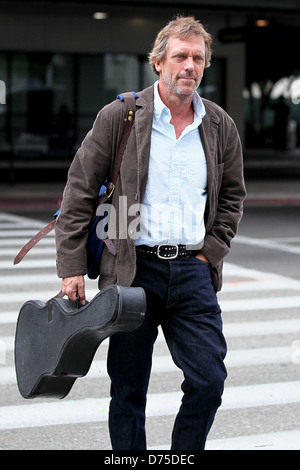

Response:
(157, 84), (195, 139)
(157, 82), (194, 120)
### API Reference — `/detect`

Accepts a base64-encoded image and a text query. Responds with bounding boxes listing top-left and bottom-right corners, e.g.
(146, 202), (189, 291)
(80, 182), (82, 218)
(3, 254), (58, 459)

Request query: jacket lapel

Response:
(134, 86), (155, 200)
(199, 101), (220, 228)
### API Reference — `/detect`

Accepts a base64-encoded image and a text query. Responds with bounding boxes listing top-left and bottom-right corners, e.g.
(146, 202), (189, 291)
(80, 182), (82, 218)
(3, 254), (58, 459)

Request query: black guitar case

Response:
(15, 285), (146, 399)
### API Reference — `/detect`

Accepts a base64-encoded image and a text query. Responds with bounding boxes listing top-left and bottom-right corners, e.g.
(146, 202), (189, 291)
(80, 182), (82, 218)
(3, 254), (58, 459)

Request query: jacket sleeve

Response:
(55, 102), (122, 278)
(201, 117), (246, 268)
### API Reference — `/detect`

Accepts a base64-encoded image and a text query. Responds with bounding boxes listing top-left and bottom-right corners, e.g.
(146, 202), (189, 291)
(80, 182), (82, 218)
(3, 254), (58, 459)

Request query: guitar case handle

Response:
(53, 291), (83, 309)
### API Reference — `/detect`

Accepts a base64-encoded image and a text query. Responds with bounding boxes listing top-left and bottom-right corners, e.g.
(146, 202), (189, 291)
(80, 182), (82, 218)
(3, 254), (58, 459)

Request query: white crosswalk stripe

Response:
(1, 381), (300, 431)
(1, 212), (300, 450)
(0, 346), (298, 385)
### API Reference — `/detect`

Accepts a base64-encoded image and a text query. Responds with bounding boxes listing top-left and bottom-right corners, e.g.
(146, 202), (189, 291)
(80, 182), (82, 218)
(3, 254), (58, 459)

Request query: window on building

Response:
(0, 52), (226, 181)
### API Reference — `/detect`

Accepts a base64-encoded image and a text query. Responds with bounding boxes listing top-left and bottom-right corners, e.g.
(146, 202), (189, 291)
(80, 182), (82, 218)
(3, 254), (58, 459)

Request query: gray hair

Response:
(148, 16), (213, 75)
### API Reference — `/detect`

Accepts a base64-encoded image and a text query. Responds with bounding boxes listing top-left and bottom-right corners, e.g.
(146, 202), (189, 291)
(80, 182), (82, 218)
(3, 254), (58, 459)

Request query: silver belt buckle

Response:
(157, 244), (179, 260)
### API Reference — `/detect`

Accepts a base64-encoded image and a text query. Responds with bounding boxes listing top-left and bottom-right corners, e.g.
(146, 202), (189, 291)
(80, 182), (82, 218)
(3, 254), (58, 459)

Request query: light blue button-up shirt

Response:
(135, 81), (207, 248)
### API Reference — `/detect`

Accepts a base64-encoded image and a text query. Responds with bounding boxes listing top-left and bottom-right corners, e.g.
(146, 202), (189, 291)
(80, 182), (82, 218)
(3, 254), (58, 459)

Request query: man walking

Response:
(55, 16), (246, 450)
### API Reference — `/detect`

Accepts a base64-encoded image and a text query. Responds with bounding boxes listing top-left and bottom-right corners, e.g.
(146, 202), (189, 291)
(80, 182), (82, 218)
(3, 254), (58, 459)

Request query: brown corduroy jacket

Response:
(55, 85), (246, 292)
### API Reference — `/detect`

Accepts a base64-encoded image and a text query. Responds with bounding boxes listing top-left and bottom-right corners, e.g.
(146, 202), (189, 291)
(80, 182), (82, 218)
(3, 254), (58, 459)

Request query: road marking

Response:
(235, 235), (300, 255)
(0, 288), (99, 303)
(1, 381), (300, 430)
(0, 238), (54, 247)
(0, 259), (57, 269)
(222, 278), (300, 292)
(0, 247), (56, 257)
(0, 213), (47, 227)
(0, 273), (97, 288)
(206, 429), (300, 450)
(1, 287), (300, 313)
(2, 315), (300, 350)
(150, 429), (300, 450)
(1, 212), (300, 449)
(221, 296), (300, 312)
(0, 230), (55, 238)
(0, 345), (296, 385)
(223, 318), (300, 336)
(1, 269), (299, 292)
(224, 262), (299, 279)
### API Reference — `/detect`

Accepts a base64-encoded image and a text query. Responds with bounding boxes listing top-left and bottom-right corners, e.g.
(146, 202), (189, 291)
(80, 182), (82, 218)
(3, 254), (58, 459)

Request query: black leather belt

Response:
(136, 244), (200, 260)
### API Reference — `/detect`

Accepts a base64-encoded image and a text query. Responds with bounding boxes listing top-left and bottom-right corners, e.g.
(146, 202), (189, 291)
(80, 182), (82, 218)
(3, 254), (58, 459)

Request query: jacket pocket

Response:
(99, 244), (117, 283)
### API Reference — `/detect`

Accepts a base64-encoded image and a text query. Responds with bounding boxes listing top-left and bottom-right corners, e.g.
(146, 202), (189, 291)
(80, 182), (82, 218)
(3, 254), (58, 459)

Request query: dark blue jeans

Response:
(107, 255), (227, 450)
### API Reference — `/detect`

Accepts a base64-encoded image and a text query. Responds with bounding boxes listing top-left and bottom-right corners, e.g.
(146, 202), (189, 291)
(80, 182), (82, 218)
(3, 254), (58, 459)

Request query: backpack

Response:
(14, 92), (138, 279)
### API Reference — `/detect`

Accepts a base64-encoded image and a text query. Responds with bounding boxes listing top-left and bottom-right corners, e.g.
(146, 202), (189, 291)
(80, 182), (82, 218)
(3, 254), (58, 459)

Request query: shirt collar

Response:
(153, 80), (206, 124)
(153, 81), (167, 121)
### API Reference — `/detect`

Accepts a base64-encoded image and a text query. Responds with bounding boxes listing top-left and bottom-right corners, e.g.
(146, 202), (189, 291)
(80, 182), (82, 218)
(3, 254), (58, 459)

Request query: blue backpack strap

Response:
(53, 182), (107, 219)
(116, 91), (139, 101)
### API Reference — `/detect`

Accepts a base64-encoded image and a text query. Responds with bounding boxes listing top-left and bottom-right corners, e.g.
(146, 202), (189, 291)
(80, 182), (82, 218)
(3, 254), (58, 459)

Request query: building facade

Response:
(1, 1), (300, 181)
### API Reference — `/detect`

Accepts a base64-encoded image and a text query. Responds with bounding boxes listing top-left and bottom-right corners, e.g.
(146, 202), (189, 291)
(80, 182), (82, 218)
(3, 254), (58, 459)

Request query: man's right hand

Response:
(62, 275), (86, 305)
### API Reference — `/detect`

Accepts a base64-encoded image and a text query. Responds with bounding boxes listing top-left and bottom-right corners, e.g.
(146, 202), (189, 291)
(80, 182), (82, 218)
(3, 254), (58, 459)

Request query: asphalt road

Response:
(0, 202), (300, 451)
(228, 205), (300, 281)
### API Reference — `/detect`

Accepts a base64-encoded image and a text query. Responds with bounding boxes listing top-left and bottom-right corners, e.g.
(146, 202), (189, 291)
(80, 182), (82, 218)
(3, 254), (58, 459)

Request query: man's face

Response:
(155, 35), (206, 99)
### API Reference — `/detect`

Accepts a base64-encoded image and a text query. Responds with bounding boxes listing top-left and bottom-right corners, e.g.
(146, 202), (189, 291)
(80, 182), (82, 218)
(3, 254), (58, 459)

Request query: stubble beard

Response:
(162, 72), (202, 99)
